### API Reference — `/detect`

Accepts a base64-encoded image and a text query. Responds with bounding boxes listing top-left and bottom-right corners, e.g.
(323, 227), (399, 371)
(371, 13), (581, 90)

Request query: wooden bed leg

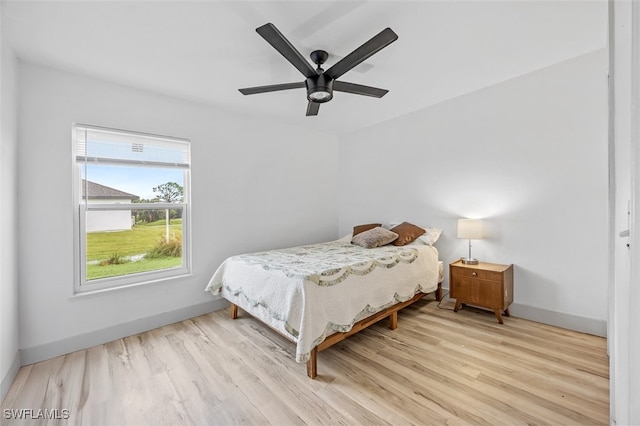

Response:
(230, 303), (238, 320)
(435, 282), (443, 302)
(389, 311), (398, 330)
(307, 348), (318, 379)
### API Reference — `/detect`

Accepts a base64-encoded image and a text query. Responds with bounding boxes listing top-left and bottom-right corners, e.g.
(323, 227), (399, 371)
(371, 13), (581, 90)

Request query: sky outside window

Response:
(82, 164), (185, 200)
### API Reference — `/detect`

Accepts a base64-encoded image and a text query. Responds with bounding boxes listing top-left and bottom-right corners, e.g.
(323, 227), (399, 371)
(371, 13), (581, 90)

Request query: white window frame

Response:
(73, 124), (191, 294)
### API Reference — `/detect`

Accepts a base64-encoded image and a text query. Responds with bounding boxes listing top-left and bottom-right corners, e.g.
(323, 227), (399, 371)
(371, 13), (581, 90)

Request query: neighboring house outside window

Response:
(73, 124), (191, 293)
(83, 180), (139, 233)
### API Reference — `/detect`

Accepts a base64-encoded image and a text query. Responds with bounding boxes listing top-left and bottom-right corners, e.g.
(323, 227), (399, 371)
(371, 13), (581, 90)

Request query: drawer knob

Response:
(472, 272), (478, 277)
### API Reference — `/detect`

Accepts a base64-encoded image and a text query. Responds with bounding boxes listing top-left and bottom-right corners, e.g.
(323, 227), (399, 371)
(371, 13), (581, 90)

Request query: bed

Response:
(205, 226), (443, 378)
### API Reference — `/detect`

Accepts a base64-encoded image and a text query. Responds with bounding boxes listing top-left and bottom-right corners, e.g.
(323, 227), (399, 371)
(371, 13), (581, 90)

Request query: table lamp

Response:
(457, 219), (484, 265)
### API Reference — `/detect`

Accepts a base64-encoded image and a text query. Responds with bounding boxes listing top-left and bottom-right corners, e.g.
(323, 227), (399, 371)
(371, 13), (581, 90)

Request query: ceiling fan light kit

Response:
(306, 54), (333, 103)
(239, 23), (398, 116)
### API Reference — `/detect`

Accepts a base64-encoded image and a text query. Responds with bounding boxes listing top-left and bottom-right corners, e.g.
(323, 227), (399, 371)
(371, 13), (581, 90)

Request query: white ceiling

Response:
(2, 0), (607, 134)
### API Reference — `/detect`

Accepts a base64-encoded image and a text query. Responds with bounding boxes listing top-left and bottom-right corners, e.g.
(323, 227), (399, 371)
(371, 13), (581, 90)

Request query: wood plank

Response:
(0, 299), (608, 425)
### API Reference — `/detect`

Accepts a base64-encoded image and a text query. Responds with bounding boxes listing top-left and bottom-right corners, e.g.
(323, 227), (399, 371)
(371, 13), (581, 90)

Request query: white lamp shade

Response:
(457, 219), (484, 239)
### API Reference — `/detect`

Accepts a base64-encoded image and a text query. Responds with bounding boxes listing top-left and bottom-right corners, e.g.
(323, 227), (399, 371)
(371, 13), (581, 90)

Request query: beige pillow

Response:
(353, 223), (382, 237)
(351, 227), (398, 248)
(389, 222), (425, 246)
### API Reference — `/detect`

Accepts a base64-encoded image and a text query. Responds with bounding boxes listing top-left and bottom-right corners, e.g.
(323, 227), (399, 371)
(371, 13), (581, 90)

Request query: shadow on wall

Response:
(509, 266), (559, 307)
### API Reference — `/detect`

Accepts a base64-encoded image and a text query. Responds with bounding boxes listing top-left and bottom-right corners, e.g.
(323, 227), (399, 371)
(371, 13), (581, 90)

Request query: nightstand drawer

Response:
(450, 266), (503, 281)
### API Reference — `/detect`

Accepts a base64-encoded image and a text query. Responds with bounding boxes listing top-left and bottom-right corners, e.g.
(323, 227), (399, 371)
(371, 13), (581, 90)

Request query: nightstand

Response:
(449, 260), (514, 324)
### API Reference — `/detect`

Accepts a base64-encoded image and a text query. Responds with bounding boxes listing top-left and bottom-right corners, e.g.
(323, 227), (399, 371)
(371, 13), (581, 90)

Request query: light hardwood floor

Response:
(1, 296), (609, 425)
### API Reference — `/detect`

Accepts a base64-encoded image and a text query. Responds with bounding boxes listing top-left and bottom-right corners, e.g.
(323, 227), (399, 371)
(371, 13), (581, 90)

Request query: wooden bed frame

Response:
(229, 283), (442, 379)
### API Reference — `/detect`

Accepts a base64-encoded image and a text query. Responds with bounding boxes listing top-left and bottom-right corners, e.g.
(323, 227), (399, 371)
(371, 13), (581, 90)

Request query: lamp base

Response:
(461, 257), (479, 265)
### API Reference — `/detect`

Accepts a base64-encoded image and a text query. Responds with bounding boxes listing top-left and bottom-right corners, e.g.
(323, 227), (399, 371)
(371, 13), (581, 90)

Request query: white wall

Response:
(338, 50), (608, 333)
(17, 62), (339, 360)
(0, 3), (20, 401)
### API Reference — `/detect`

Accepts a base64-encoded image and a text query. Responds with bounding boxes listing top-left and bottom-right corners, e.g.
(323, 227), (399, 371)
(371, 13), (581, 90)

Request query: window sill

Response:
(72, 269), (192, 298)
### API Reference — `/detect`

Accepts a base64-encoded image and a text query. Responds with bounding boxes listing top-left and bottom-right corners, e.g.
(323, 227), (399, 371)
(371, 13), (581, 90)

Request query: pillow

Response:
(352, 223), (382, 237)
(389, 222), (426, 246)
(351, 227), (398, 248)
(388, 223), (442, 246)
(415, 227), (443, 246)
(337, 233), (353, 242)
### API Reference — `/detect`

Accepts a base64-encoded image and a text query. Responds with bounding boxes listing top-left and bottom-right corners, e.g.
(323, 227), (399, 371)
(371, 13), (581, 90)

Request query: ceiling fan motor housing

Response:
(306, 74), (334, 103)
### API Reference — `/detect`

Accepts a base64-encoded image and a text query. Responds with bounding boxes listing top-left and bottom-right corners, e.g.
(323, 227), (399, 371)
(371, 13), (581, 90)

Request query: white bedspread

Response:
(205, 240), (440, 362)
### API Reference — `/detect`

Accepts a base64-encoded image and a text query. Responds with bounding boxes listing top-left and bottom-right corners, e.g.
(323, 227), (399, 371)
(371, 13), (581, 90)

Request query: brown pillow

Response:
(389, 222), (425, 246)
(353, 223), (382, 237)
(351, 227), (398, 248)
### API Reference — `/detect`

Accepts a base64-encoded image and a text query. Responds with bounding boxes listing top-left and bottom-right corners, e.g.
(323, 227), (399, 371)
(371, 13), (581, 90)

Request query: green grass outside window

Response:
(86, 220), (183, 280)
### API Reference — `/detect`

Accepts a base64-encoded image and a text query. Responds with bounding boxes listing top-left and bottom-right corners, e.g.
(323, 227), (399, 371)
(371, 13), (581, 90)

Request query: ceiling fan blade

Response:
(239, 82), (305, 95)
(333, 81), (389, 98)
(306, 101), (320, 116)
(256, 23), (318, 79)
(325, 28), (398, 80)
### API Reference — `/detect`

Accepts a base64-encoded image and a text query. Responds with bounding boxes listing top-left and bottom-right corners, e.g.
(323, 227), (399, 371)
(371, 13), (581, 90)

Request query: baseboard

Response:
(438, 287), (606, 337)
(1, 350), (21, 404)
(20, 298), (229, 366)
(17, 296), (606, 368)
(508, 303), (607, 337)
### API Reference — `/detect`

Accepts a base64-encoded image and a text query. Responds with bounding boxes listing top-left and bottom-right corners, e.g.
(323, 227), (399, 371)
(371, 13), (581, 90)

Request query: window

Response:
(73, 124), (191, 293)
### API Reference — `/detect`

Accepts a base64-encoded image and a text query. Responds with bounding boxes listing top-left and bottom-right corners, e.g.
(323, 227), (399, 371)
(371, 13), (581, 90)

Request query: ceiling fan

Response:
(239, 23), (398, 116)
